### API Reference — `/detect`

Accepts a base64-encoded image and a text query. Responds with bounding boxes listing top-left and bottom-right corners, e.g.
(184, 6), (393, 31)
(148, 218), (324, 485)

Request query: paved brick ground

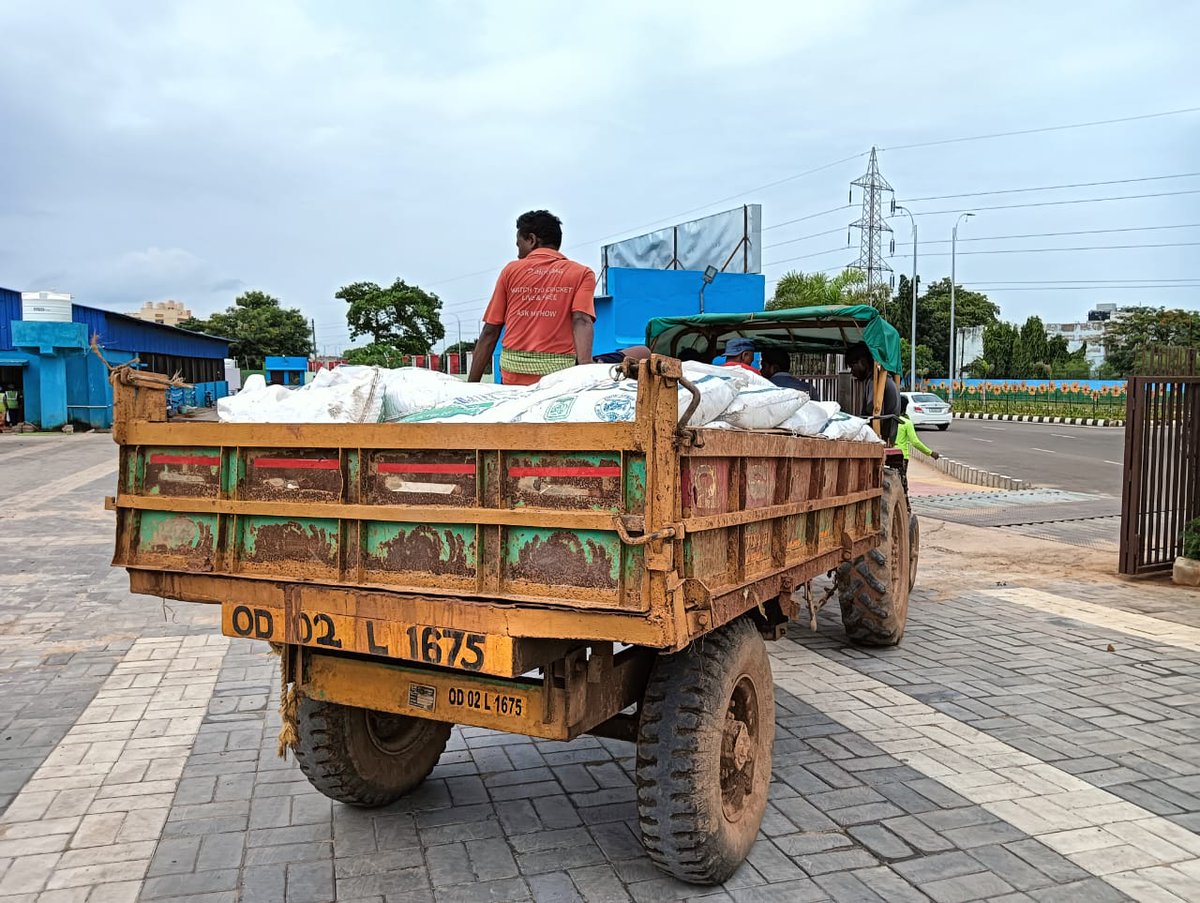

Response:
(2, 434), (1199, 902)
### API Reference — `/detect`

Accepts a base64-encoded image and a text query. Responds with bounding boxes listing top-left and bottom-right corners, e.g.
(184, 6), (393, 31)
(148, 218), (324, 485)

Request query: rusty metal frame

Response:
(112, 357), (886, 654)
(1120, 375), (1200, 576)
(301, 643), (653, 742)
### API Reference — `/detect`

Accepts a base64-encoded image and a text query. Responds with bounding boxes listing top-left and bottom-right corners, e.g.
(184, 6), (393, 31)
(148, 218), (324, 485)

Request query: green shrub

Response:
(1184, 518), (1200, 561)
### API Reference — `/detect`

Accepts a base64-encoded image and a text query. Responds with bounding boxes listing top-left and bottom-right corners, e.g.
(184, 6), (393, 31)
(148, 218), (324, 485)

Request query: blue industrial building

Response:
(264, 355), (309, 386)
(1, 286), (231, 430)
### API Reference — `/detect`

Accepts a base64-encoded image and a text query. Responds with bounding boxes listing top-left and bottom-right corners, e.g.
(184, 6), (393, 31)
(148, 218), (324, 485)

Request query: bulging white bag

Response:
(780, 400), (840, 436)
(516, 381), (639, 423)
(217, 366), (384, 423)
(821, 412), (883, 444)
(378, 367), (524, 421)
(682, 361), (773, 391)
(678, 372), (738, 427)
(534, 364), (624, 393)
(721, 387), (806, 430)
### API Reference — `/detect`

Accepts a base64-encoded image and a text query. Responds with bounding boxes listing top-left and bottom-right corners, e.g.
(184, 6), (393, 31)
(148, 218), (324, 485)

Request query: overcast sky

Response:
(1, 1), (1197, 352)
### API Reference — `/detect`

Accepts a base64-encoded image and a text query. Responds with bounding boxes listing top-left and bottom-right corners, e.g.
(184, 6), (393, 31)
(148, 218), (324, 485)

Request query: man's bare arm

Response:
(572, 312), (594, 366)
(469, 323), (502, 382)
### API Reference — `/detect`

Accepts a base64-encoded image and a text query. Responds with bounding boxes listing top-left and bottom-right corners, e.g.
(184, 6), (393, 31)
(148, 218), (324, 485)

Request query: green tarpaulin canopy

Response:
(645, 305), (903, 375)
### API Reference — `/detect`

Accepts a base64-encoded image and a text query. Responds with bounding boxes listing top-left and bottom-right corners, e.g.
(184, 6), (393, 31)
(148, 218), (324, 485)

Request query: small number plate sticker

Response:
(407, 684), (437, 711)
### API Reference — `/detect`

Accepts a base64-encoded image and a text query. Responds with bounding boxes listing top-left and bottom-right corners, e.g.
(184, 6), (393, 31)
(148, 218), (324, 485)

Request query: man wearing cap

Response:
(722, 338), (759, 373)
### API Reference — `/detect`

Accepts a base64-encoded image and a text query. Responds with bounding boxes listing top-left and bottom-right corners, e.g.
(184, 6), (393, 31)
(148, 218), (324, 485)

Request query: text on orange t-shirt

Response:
(482, 248), (596, 355)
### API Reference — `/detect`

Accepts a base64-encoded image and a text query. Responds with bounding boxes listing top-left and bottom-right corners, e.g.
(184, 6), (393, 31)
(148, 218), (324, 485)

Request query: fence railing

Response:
(928, 388), (1127, 420)
(1120, 376), (1200, 575)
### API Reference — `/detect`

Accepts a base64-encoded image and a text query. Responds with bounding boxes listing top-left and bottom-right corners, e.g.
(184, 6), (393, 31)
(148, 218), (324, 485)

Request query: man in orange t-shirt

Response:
(468, 210), (596, 386)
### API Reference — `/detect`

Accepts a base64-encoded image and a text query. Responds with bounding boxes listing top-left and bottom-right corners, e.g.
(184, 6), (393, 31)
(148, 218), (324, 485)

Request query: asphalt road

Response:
(917, 417), (1125, 495)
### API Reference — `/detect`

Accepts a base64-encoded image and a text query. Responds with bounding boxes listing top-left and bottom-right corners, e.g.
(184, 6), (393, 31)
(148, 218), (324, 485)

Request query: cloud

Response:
(25, 247), (245, 313)
(0, 0), (1197, 335)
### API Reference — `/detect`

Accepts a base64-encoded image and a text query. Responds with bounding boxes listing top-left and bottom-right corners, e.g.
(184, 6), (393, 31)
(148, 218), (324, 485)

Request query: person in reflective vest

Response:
(3, 386), (17, 426)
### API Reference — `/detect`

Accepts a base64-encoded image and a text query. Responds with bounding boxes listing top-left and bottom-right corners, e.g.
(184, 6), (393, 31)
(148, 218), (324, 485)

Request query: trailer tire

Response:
(908, 512), (920, 593)
(836, 468), (910, 646)
(636, 617), (774, 886)
(294, 698), (450, 807)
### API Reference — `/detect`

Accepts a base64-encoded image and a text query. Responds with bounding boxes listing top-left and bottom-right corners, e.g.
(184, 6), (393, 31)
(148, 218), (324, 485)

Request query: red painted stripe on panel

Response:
(253, 457), (340, 470)
(507, 466), (621, 478)
(376, 463), (476, 475)
(149, 454), (220, 467)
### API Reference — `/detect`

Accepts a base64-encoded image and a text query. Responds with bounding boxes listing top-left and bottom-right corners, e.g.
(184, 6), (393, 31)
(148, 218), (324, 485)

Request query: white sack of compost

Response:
(378, 367), (525, 421)
(217, 366), (383, 423)
(820, 412), (884, 444)
(779, 400), (840, 436)
(721, 386), (806, 430)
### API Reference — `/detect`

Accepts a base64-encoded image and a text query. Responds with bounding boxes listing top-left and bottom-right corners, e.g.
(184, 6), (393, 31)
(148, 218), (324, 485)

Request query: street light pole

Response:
(892, 204), (918, 390)
(948, 212), (974, 405)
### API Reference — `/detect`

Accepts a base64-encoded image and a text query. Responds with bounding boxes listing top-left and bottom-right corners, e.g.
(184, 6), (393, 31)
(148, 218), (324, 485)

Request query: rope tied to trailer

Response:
(271, 642), (301, 758)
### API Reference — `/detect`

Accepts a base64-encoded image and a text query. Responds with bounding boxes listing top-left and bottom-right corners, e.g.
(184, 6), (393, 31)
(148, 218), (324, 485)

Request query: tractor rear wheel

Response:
(294, 698), (451, 807)
(635, 617), (774, 885)
(836, 468), (911, 646)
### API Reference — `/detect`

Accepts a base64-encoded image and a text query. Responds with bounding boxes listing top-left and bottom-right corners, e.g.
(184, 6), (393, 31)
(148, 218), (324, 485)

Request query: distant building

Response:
(1045, 303), (1123, 371)
(956, 325), (986, 377)
(130, 299), (192, 326)
(264, 355), (309, 387)
(2, 287), (229, 430)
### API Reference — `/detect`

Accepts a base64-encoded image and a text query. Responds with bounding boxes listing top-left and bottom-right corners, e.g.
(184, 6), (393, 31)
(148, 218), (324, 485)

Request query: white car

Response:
(902, 392), (952, 430)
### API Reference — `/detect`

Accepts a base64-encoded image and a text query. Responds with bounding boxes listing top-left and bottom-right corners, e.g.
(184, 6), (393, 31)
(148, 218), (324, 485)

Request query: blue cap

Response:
(725, 338), (756, 356)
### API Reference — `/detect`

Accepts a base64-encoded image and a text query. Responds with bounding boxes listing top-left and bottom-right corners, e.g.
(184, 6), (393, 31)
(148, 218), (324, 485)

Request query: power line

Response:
(893, 222), (1200, 247)
(410, 108), (1200, 293)
(761, 226), (845, 250)
(901, 240), (1200, 258)
(973, 284), (1200, 292)
(567, 152), (868, 251)
(763, 246), (851, 269)
(898, 171), (1200, 203)
(908, 188), (1200, 217)
(971, 278), (1200, 284)
(762, 204), (854, 232)
(421, 153), (869, 289)
(879, 106), (1200, 153)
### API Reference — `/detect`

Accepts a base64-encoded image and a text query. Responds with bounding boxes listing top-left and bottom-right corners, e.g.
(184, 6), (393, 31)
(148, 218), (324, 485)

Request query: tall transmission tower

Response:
(849, 146), (895, 290)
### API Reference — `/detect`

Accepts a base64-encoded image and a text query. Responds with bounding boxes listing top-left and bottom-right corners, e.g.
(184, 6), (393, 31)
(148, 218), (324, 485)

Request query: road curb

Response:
(923, 453), (1032, 492)
(952, 412), (1125, 428)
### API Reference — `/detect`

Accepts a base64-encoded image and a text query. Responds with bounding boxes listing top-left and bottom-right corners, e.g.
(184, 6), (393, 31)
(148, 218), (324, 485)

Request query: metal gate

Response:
(1119, 373), (1200, 575)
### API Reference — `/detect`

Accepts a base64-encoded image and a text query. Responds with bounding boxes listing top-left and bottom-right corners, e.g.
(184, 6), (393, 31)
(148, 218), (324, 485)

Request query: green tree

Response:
(1101, 306), (1200, 377)
(1055, 345), (1093, 379)
(767, 269), (865, 310)
(981, 321), (1019, 377)
(963, 358), (991, 378)
(343, 343), (407, 367)
(903, 277), (999, 378)
(1011, 315), (1050, 378)
(337, 279), (445, 357)
(1047, 334), (1070, 368)
(181, 290), (311, 369)
(900, 338), (938, 381)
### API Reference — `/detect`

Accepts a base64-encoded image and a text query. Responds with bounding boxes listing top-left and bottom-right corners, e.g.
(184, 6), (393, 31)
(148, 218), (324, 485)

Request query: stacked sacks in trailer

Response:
(215, 362), (881, 444)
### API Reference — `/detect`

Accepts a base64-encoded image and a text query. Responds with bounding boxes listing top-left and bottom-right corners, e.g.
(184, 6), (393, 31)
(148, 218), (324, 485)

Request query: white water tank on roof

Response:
(21, 291), (73, 322)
